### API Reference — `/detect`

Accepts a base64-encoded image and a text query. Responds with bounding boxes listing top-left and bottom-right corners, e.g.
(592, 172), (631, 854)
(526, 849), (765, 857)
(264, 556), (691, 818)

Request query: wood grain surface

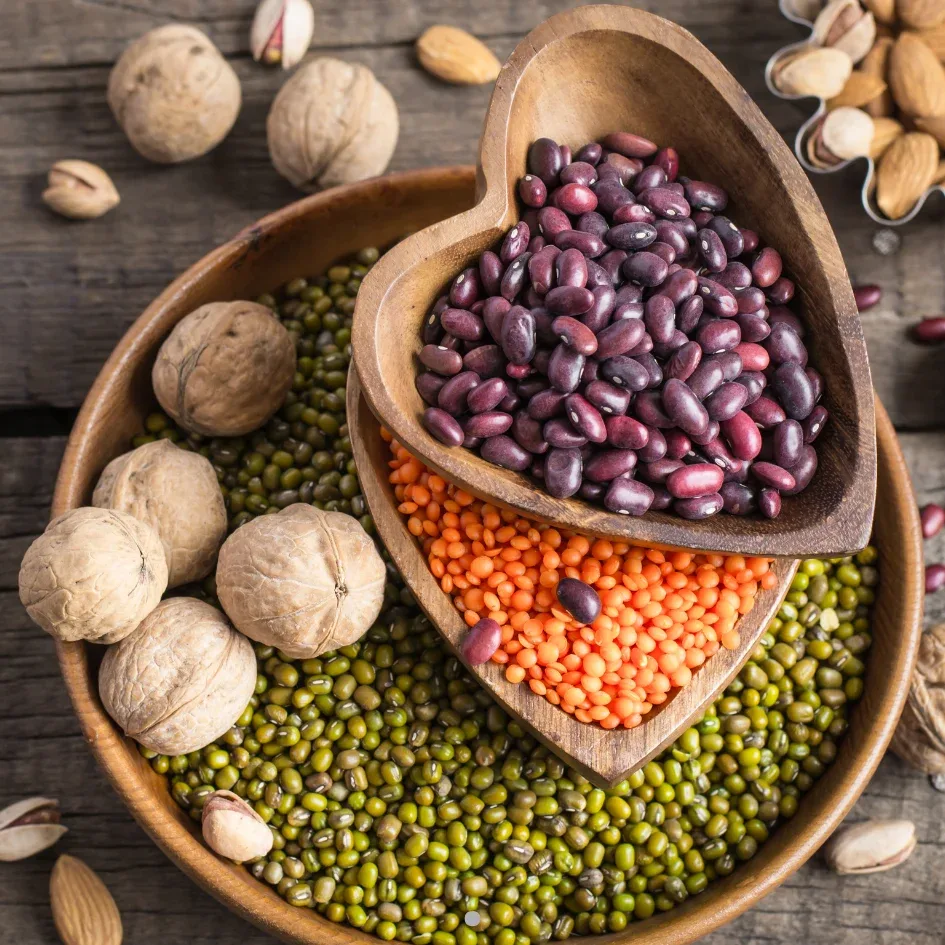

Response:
(1, 2), (944, 945)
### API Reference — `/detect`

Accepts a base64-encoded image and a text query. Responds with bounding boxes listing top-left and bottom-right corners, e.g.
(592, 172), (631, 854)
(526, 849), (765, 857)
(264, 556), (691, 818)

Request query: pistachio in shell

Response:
(808, 107), (875, 167)
(773, 46), (854, 99)
(823, 819), (917, 874)
(0, 798), (66, 862)
(812, 0), (877, 63)
(202, 790), (273, 863)
(151, 300), (295, 437)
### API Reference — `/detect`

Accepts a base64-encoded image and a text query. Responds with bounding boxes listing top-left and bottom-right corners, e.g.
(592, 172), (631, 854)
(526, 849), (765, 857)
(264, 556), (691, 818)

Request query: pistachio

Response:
(899, 0), (945, 29)
(202, 790), (274, 863)
(827, 70), (887, 109)
(784, 0), (826, 20)
(875, 130), (939, 217)
(0, 797), (67, 862)
(861, 36), (895, 117)
(251, 0), (314, 69)
(870, 115), (906, 157)
(823, 819), (917, 874)
(50, 855), (122, 945)
(42, 160), (119, 220)
(889, 31), (945, 118)
(812, 0), (877, 63)
(811, 107), (875, 166)
(773, 46), (854, 98)
(863, 0), (896, 23)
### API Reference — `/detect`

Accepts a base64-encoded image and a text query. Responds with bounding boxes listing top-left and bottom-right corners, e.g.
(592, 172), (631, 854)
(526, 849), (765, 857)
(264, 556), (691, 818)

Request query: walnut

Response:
(107, 24), (241, 164)
(99, 597), (257, 755)
(151, 300), (296, 437)
(18, 507), (167, 644)
(92, 440), (227, 588)
(890, 623), (945, 775)
(267, 57), (399, 191)
(216, 504), (386, 658)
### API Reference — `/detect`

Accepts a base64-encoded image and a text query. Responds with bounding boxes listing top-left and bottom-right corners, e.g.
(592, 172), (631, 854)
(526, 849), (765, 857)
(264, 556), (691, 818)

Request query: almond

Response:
(898, 0), (945, 28)
(50, 855), (122, 945)
(864, 0), (897, 23)
(861, 36), (895, 116)
(416, 25), (501, 85)
(875, 131), (939, 218)
(934, 157), (945, 183)
(917, 22), (945, 58)
(889, 31), (945, 117)
(916, 112), (945, 145)
(827, 71), (887, 109)
(870, 116), (906, 157)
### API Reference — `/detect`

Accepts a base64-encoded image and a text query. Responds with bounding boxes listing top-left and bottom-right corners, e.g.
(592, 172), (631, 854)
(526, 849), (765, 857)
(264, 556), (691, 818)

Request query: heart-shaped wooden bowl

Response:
(348, 366), (798, 787)
(51, 166), (921, 945)
(353, 4), (876, 560)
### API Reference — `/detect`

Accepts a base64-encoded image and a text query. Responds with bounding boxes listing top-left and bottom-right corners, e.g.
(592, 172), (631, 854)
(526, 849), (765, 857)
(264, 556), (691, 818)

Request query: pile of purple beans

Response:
(416, 133), (829, 521)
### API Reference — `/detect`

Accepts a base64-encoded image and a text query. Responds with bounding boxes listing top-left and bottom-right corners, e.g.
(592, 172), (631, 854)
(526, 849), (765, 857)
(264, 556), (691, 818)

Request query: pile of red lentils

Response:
(385, 431), (777, 730)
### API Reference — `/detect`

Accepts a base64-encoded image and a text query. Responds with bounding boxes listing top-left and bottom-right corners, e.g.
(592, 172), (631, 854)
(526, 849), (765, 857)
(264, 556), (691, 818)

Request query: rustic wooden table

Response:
(1, 2), (943, 943)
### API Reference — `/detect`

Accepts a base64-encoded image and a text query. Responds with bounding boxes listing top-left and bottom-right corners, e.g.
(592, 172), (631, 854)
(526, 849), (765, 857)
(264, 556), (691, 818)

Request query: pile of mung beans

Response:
(136, 252), (879, 941)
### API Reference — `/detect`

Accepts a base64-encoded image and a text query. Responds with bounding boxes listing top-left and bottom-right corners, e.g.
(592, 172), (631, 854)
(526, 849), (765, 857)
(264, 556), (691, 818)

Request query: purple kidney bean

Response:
(806, 367), (824, 404)
(542, 448), (582, 499)
(677, 296), (705, 335)
(665, 341), (702, 381)
(552, 182), (598, 215)
(662, 378), (710, 436)
(449, 267), (480, 308)
(482, 296), (511, 339)
(547, 343), (586, 393)
(697, 228), (727, 272)
(736, 287), (767, 315)
(752, 461), (796, 492)
(461, 617), (502, 665)
(519, 175), (547, 208)
(584, 259), (612, 291)
(604, 153), (644, 184)
(501, 253), (531, 301)
(556, 232), (605, 260)
(528, 137), (563, 184)
(441, 308), (484, 342)
(592, 181), (635, 217)
(606, 416), (649, 450)
(480, 252), (506, 298)
(552, 315), (598, 355)
(735, 314), (771, 343)
(663, 429), (692, 460)
(528, 246), (560, 297)
(529, 235), (546, 256)
(674, 493), (724, 519)
(922, 503), (945, 539)
(635, 352), (664, 388)
(416, 371), (448, 406)
(654, 331), (688, 358)
(576, 142), (602, 165)
(507, 364), (532, 381)
(585, 449), (638, 482)
(653, 146), (679, 180)
(772, 361), (816, 420)
(772, 419), (804, 468)
(597, 250), (627, 285)
(564, 393), (607, 443)
(732, 342), (769, 372)
(479, 435), (531, 472)
(463, 411), (513, 438)
(782, 445), (818, 495)
(715, 262), (753, 292)
(698, 435), (740, 472)
(467, 377), (508, 414)
(666, 463), (724, 499)
(697, 319), (741, 354)
(803, 405), (829, 443)
(697, 277), (738, 317)
(594, 319), (644, 360)
(528, 388), (566, 420)
(739, 371), (767, 404)
(576, 210), (610, 236)
(510, 410), (548, 454)
(420, 344), (463, 375)
(613, 203), (657, 225)
(687, 361), (724, 404)
(581, 358), (600, 384)
(596, 356), (643, 391)
(640, 295), (673, 345)
(684, 180), (728, 212)
(499, 393), (520, 413)
(620, 252), (669, 286)
(501, 222), (530, 264)
(637, 426), (667, 462)
(715, 351), (743, 381)
(603, 477), (654, 516)
(464, 344), (505, 378)
(517, 376), (548, 401)
(635, 390), (675, 429)
(554, 578), (602, 626)
(581, 285), (617, 333)
(768, 305), (805, 336)
(705, 382), (749, 421)
(438, 371), (481, 416)
(537, 206), (572, 238)
(741, 228), (759, 253)
(638, 187), (690, 220)
(544, 418), (587, 449)
(707, 216), (744, 257)
(648, 242), (677, 266)
(555, 248), (588, 289)
(691, 420), (721, 447)
(720, 481), (757, 515)
(912, 316), (945, 344)
(751, 247), (782, 288)
(652, 221), (688, 256)
(423, 407), (464, 446)
(607, 223), (659, 252)
(632, 165), (668, 194)
(764, 322), (808, 366)
(499, 306), (536, 365)
(758, 488), (781, 519)
(765, 276), (795, 305)
(744, 396), (786, 429)
(545, 286), (594, 317)
(560, 161), (598, 187)
(585, 379), (632, 416)
(601, 131), (657, 158)
(721, 411), (762, 460)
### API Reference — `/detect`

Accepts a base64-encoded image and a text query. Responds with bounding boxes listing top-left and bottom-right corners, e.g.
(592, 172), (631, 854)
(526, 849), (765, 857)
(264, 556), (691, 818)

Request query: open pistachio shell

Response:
(773, 46), (854, 98)
(0, 797), (66, 862)
(812, 0), (876, 64)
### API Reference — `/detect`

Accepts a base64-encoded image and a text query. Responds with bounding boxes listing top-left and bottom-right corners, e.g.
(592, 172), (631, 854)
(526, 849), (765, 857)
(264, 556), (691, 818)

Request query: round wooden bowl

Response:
(51, 166), (923, 945)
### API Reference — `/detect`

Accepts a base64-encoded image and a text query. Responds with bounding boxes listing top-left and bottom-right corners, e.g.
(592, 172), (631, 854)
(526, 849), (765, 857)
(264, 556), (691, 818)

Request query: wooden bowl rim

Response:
(51, 166), (921, 945)
(352, 3), (877, 560)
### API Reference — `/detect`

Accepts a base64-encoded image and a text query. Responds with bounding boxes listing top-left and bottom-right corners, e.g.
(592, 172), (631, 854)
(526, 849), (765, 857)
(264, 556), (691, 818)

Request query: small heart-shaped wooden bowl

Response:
(353, 4), (876, 560)
(349, 367), (798, 787)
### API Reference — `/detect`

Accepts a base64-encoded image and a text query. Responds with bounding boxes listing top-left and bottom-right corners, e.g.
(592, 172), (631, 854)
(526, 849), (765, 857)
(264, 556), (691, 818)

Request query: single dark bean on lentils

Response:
(417, 134), (828, 520)
(138, 255), (876, 942)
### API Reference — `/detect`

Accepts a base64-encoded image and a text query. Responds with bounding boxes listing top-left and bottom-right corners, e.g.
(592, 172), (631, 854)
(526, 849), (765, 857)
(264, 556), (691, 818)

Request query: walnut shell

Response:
(99, 597), (257, 755)
(152, 300), (295, 437)
(18, 507), (167, 643)
(216, 504), (385, 658)
(890, 623), (945, 775)
(107, 25), (241, 164)
(267, 57), (399, 191)
(92, 440), (227, 588)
